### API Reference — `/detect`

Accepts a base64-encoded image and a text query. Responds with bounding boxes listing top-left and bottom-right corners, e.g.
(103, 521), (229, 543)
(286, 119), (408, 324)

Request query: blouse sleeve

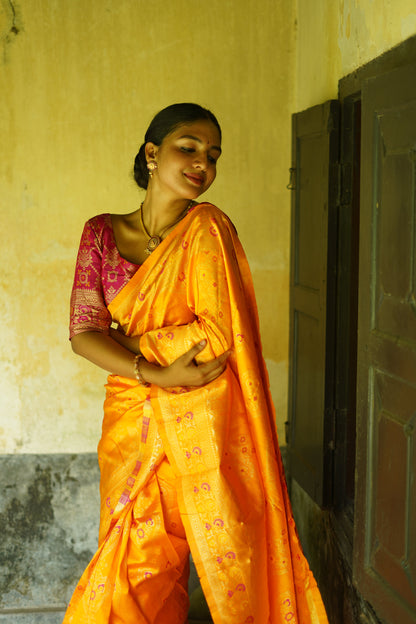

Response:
(69, 218), (112, 339)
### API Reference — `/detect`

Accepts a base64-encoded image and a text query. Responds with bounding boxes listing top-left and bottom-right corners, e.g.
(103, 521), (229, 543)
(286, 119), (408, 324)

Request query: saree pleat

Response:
(63, 203), (328, 624)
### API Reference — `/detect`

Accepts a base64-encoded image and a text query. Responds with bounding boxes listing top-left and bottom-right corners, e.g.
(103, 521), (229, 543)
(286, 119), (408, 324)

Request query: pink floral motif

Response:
(193, 486), (199, 493)
(146, 518), (154, 526)
(137, 528), (145, 539)
(236, 333), (244, 342)
(178, 272), (185, 281)
(209, 225), (219, 237)
(144, 572), (152, 579)
(185, 451), (191, 459)
(138, 292), (145, 301)
(205, 523), (211, 530)
(176, 416), (182, 423)
(185, 411), (194, 419)
(225, 551), (236, 559)
(213, 518), (224, 527)
(193, 447), (202, 455)
(227, 590), (234, 598)
(182, 240), (189, 249)
(236, 584), (246, 592)
(240, 436), (246, 443)
(157, 332), (163, 339)
(216, 556), (223, 563)
(166, 332), (174, 340)
(201, 482), (211, 491)
(106, 497), (111, 508)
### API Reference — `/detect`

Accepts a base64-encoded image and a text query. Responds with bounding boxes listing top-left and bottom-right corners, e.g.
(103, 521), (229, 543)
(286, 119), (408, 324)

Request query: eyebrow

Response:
(179, 134), (222, 154)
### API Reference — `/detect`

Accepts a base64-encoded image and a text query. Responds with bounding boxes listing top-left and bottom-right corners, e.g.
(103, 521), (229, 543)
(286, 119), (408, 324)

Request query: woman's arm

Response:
(71, 330), (229, 388)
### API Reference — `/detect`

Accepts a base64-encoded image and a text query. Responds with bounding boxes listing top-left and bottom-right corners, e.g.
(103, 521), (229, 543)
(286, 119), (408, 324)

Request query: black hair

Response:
(133, 103), (221, 190)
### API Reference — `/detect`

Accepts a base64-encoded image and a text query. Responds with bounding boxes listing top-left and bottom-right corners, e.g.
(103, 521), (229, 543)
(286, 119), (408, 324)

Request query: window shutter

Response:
(288, 100), (339, 508)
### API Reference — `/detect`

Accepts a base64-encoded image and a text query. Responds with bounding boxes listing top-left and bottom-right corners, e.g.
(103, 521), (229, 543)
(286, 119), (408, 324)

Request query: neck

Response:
(141, 188), (194, 235)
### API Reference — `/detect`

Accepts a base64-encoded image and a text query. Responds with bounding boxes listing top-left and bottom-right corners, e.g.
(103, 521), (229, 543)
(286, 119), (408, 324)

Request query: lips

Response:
(184, 172), (204, 186)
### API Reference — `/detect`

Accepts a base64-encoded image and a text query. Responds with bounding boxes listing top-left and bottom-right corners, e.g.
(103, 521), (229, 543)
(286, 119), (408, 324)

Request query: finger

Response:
(180, 340), (207, 364)
(198, 350), (231, 374)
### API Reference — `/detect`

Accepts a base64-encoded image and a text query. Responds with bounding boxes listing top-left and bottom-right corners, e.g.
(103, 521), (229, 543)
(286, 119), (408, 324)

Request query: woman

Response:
(65, 103), (328, 624)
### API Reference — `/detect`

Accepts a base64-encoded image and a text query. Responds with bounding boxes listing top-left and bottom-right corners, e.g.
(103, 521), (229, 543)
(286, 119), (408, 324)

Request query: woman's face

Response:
(147, 119), (222, 200)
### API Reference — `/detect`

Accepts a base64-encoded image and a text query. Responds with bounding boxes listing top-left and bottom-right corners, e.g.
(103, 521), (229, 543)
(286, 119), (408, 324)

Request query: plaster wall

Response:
(295, 0), (416, 110)
(0, 0), (296, 454)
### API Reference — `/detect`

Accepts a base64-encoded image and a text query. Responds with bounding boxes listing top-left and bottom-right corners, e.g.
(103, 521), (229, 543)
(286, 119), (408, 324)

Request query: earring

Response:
(147, 161), (157, 177)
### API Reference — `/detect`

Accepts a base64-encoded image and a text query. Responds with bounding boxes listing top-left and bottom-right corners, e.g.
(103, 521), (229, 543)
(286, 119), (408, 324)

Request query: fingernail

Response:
(199, 340), (206, 346)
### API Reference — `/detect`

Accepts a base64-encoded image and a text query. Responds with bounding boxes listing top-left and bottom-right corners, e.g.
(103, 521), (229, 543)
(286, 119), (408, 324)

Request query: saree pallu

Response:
(63, 203), (328, 624)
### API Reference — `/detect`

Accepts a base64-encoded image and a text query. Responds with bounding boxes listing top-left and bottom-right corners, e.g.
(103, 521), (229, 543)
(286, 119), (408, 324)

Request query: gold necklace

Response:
(139, 201), (193, 254)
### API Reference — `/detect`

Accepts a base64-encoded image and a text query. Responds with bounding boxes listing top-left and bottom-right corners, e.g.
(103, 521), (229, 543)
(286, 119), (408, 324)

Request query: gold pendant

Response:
(146, 235), (161, 254)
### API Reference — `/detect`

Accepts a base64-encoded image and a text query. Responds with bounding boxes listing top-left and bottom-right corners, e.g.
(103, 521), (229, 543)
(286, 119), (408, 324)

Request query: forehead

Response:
(169, 119), (221, 145)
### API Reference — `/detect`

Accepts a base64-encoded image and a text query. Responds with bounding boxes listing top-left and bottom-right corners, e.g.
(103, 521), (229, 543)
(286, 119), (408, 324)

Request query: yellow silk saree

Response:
(63, 203), (328, 624)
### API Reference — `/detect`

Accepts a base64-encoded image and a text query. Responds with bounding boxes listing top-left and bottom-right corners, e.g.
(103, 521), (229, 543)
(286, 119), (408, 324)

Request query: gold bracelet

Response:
(134, 354), (150, 387)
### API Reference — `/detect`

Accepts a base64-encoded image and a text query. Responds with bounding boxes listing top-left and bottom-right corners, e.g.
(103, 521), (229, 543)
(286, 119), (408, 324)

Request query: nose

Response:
(193, 151), (208, 170)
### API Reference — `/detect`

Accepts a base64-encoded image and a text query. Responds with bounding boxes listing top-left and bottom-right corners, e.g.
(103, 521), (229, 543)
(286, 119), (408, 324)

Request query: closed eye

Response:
(180, 145), (217, 164)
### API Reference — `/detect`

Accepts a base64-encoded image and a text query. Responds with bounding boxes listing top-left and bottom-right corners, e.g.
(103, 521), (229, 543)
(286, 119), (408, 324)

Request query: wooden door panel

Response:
(374, 104), (416, 342)
(371, 370), (416, 607)
(354, 62), (416, 624)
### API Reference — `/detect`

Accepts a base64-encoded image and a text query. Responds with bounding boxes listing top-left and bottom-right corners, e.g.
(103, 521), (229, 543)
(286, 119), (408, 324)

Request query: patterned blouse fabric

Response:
(64, 203), (328, 624)
(69, 213), (140, 339)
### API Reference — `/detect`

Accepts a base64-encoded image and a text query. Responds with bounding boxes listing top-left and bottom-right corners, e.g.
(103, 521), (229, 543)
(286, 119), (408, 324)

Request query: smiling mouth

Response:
(184, 173), (204, 186)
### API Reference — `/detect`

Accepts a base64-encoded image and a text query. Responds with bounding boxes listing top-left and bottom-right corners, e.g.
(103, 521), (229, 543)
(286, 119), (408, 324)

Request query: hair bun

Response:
(133, 143), (148, 190)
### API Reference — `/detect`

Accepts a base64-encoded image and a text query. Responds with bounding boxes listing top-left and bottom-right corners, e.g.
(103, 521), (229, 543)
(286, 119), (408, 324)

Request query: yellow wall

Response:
(0, 0), (295, 453)
(295, 0), (416, 111)
(2, 0), (415, 457)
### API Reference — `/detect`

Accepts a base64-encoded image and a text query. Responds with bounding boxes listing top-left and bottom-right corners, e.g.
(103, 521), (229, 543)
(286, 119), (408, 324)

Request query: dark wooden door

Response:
(288, 101), (339, 508)
(354, 62), (416, 624)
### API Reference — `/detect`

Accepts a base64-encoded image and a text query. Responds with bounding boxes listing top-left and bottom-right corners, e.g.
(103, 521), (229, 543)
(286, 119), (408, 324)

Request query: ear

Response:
(144, 142), (159, 162)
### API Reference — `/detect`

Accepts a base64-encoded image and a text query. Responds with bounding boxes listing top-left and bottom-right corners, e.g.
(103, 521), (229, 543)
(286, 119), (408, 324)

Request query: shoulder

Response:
(80, 213), (112, 244)
(188, 202), (238, 237)
(85, 213), (112, 234)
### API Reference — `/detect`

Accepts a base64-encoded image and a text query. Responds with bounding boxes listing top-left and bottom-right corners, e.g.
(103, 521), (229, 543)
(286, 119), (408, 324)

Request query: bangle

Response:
(134, 354), (150, 387)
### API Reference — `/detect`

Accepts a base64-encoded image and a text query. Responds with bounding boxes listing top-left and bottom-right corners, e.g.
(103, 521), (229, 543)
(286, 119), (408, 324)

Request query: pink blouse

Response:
(69, 214), (140, 339)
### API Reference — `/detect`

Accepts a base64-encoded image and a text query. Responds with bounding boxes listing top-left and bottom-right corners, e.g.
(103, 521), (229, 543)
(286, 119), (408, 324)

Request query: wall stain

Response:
(1, 0), (23, 62)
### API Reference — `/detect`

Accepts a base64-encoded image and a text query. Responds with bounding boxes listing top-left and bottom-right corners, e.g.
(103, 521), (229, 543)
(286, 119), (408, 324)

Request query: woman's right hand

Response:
(141, 340), (231, 389)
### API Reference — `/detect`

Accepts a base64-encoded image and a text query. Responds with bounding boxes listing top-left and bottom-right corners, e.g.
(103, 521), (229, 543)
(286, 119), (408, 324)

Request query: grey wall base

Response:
(0, 454), (100, 623)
